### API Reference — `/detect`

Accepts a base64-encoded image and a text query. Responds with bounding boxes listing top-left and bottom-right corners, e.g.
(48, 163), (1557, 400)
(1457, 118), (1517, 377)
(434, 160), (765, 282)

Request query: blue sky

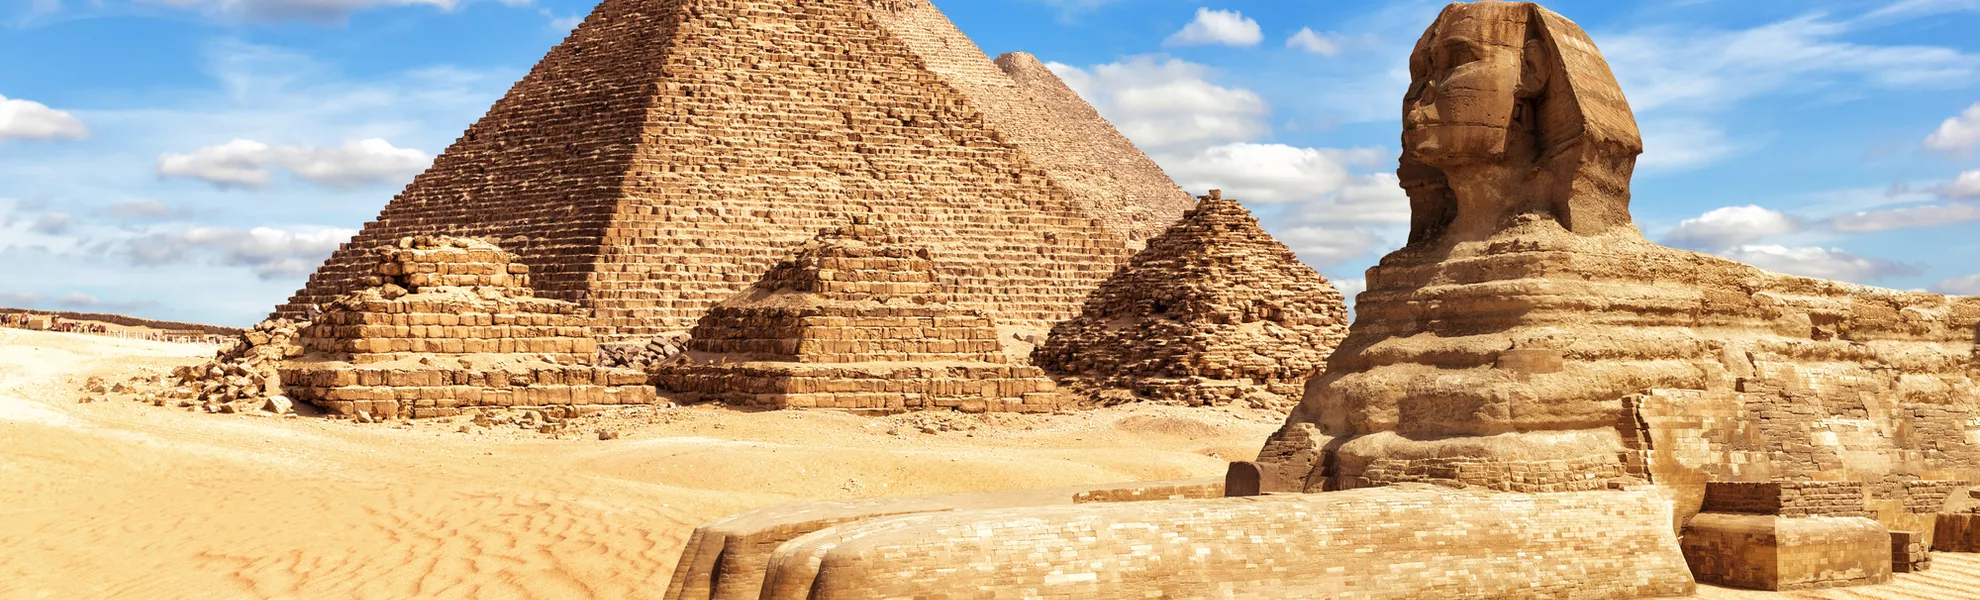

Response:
(2, 0), (1978, 326)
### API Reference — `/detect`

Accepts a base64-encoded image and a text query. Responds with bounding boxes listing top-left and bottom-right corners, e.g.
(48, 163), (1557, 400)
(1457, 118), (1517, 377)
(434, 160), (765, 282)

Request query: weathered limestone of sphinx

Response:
(279, 236), (656, 419)
(650, 217), (1061, 413)
(1238, 1), (1979, 591)
(663, 478), (1225, 600)
(1033, 191), (1351, 409)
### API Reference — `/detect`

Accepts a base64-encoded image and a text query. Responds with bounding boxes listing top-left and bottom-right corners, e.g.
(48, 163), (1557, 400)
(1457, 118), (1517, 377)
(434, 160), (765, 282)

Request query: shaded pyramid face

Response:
(1035, 196), (1351, 405)
(274, 0), (1189, 342)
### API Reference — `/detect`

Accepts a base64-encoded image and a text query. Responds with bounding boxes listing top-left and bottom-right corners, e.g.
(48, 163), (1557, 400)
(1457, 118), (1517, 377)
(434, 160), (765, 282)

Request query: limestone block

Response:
(1681, 513), (1891, 591)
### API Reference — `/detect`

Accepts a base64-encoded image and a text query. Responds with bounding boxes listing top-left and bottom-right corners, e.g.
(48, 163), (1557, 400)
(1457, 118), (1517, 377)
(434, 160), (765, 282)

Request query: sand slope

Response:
(0, 329), (1262, 599)
(4, 328), (1978, 599)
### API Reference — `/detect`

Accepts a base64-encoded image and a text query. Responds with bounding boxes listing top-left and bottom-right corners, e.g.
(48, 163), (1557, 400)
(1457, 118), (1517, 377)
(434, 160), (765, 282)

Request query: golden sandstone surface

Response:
(271, 0), (1191, 343)
(670, 2), (1980, 598)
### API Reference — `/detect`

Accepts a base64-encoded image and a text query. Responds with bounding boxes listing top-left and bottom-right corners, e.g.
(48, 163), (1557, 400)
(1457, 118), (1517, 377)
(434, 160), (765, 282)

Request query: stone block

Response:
(1681, 512), (1891, 591)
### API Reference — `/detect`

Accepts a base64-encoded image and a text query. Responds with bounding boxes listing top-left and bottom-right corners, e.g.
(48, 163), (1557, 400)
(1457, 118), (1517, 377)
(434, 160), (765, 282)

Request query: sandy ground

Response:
(3, 328), (1977, 599)
(0, 329), (1269, 599)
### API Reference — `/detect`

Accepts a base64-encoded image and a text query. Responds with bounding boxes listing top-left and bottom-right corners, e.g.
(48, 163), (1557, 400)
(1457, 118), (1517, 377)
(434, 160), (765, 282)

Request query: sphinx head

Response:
(1400, 2), (1643, 245)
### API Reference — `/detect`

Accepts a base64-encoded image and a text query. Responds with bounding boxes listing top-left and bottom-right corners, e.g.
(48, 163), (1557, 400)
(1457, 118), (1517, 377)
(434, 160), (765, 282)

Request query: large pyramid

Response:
(273, 0), (1192, 343)
(1034, 192), (1351, 407)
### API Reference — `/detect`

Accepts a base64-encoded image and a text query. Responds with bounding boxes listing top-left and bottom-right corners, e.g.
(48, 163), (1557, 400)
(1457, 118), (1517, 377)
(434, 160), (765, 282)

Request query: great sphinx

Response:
(661, 2), (1980, 597)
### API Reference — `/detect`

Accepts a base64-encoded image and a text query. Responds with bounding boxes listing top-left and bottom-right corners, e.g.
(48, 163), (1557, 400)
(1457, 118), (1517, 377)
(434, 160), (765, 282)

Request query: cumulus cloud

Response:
(1946, 170), (1980, 199)
(1664, 205), (1800, 249)
(0, 291), (44, 306)
(1925, 103), (1980, 156)
(1830, 202), (1980, 232)
(1164, 8), (1262, 48)
(157, 138), (431, 190)
(0, 94), (89, 142)
(125, 225), (356, 279)
(1934, 273), (1980, 295)
(1286, 28), (1341, 56)
(1275, 225), (1382, 268)
(1048, 57), (1269, 153)
(29, 212), (74, 235)
(1161, 143), (1408, 223)
(1330, 276), (1366, 300)
(1718, 245), (1919, 282)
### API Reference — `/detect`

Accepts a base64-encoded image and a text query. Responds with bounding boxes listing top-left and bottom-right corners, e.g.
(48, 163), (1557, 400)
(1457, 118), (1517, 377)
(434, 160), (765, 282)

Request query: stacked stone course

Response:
(273, 0), (1187, 344)
(1033, 192), (1350, 408)
(653, 219), (1058, 413)
(280, 236), (655, 419)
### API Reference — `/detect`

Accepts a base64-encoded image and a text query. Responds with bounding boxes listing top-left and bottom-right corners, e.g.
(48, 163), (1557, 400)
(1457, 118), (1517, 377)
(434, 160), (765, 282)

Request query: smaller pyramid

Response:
(653, 218), (1059, 414)
(1034, 192), (1350, 407)
(280, 236), (655, 419)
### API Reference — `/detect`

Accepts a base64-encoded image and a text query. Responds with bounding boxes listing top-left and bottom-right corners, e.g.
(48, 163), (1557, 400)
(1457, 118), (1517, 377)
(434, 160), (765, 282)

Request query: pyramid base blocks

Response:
(655, 360), (1059, 413)
(281, 360), (657, 419)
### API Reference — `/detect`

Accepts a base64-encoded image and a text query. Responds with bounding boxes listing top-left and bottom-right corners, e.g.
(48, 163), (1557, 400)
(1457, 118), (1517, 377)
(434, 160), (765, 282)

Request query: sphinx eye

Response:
(1442, 41), (1480, 67)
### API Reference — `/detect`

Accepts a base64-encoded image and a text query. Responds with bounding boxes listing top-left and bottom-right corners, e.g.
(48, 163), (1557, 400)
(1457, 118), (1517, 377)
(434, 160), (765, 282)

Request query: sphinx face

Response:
(1402, 4), (1530, 169)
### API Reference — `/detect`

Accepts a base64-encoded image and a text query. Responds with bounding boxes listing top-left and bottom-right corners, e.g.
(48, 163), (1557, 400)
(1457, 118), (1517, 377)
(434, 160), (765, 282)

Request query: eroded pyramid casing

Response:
(274, 0), (1191, 343)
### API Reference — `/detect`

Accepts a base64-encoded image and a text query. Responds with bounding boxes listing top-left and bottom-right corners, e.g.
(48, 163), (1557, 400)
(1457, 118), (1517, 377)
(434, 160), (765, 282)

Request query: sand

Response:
(2, 327), (1975, 599)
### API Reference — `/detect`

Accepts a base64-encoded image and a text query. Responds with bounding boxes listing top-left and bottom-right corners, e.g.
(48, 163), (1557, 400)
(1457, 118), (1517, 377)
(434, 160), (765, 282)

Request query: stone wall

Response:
(652, 220), (1059, 413)
(274, 0), (1184, 343)
(280, 237), (655, 418)
(739, 486), (1693, 600)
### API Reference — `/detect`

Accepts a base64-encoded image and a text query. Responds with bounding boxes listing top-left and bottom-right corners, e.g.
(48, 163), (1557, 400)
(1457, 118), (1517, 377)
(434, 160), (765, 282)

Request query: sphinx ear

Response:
(1518, 38), (1550, 98)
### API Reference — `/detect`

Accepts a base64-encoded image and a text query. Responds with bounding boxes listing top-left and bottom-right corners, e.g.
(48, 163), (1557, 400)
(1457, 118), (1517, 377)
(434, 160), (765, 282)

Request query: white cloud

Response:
(1047, 57), (1269, 153)
(1275, 226), (1382, 268)
(1600, 15), (1978, 114)
(157, 138), (431, 190)
(29, 212), (74, 235)
(1934, 273), (1980, 295)
(540, 8), (582, 32)
(0, 291), (43, 306)
(1637, 119), (1742, 172)
(125, 225), (357, 279)
(1925, 103), (1980, 156)
(1718, 245), (1918, 282)
(1161, 143), (1407, 224)
(103, 201), (192, 222)
(1946, 170), (1980, 199)
(55, 292), (156, 311)
(142, 0), (457, 22)
(1863, 0), (1980, 21)
(1831, 202), (1980, 232)
(1164, 8), (1262, 48)
(1330, 276), (1366, 300)
(0, 95), (89, 142)
(1286, 28), (1341, 56)
(1664, 205), (1799, 249)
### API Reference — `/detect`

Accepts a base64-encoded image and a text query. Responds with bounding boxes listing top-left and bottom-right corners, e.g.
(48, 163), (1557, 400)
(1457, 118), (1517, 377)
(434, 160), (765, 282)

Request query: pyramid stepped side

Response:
(281, 237), (656, 419)
(273, 0), (686, 322)
(653, 221), (1058, 414)
(578, 0), (1135, 341)
(862, 0), (1196, 241)
(1035, 196), (1350, 407)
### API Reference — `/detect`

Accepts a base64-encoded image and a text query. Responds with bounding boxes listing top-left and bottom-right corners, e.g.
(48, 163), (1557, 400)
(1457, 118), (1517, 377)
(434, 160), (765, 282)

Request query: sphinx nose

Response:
(1417, 81), (1438, 106)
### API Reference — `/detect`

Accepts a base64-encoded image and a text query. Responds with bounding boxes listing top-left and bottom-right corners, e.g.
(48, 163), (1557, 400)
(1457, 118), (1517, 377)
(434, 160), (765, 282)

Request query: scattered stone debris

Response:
(595, 333), (689, 371)
(107, 318), (308, 416)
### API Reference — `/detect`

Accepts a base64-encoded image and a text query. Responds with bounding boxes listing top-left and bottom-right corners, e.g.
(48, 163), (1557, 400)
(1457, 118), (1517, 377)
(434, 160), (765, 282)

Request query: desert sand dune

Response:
(0, 328), (1262, 600)
(6, 328), (1979, 599)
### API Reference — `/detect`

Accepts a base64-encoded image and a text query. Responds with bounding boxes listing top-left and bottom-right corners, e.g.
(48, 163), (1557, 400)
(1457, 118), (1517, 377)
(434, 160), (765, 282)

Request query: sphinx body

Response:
(1254, 2), (1980, 525)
